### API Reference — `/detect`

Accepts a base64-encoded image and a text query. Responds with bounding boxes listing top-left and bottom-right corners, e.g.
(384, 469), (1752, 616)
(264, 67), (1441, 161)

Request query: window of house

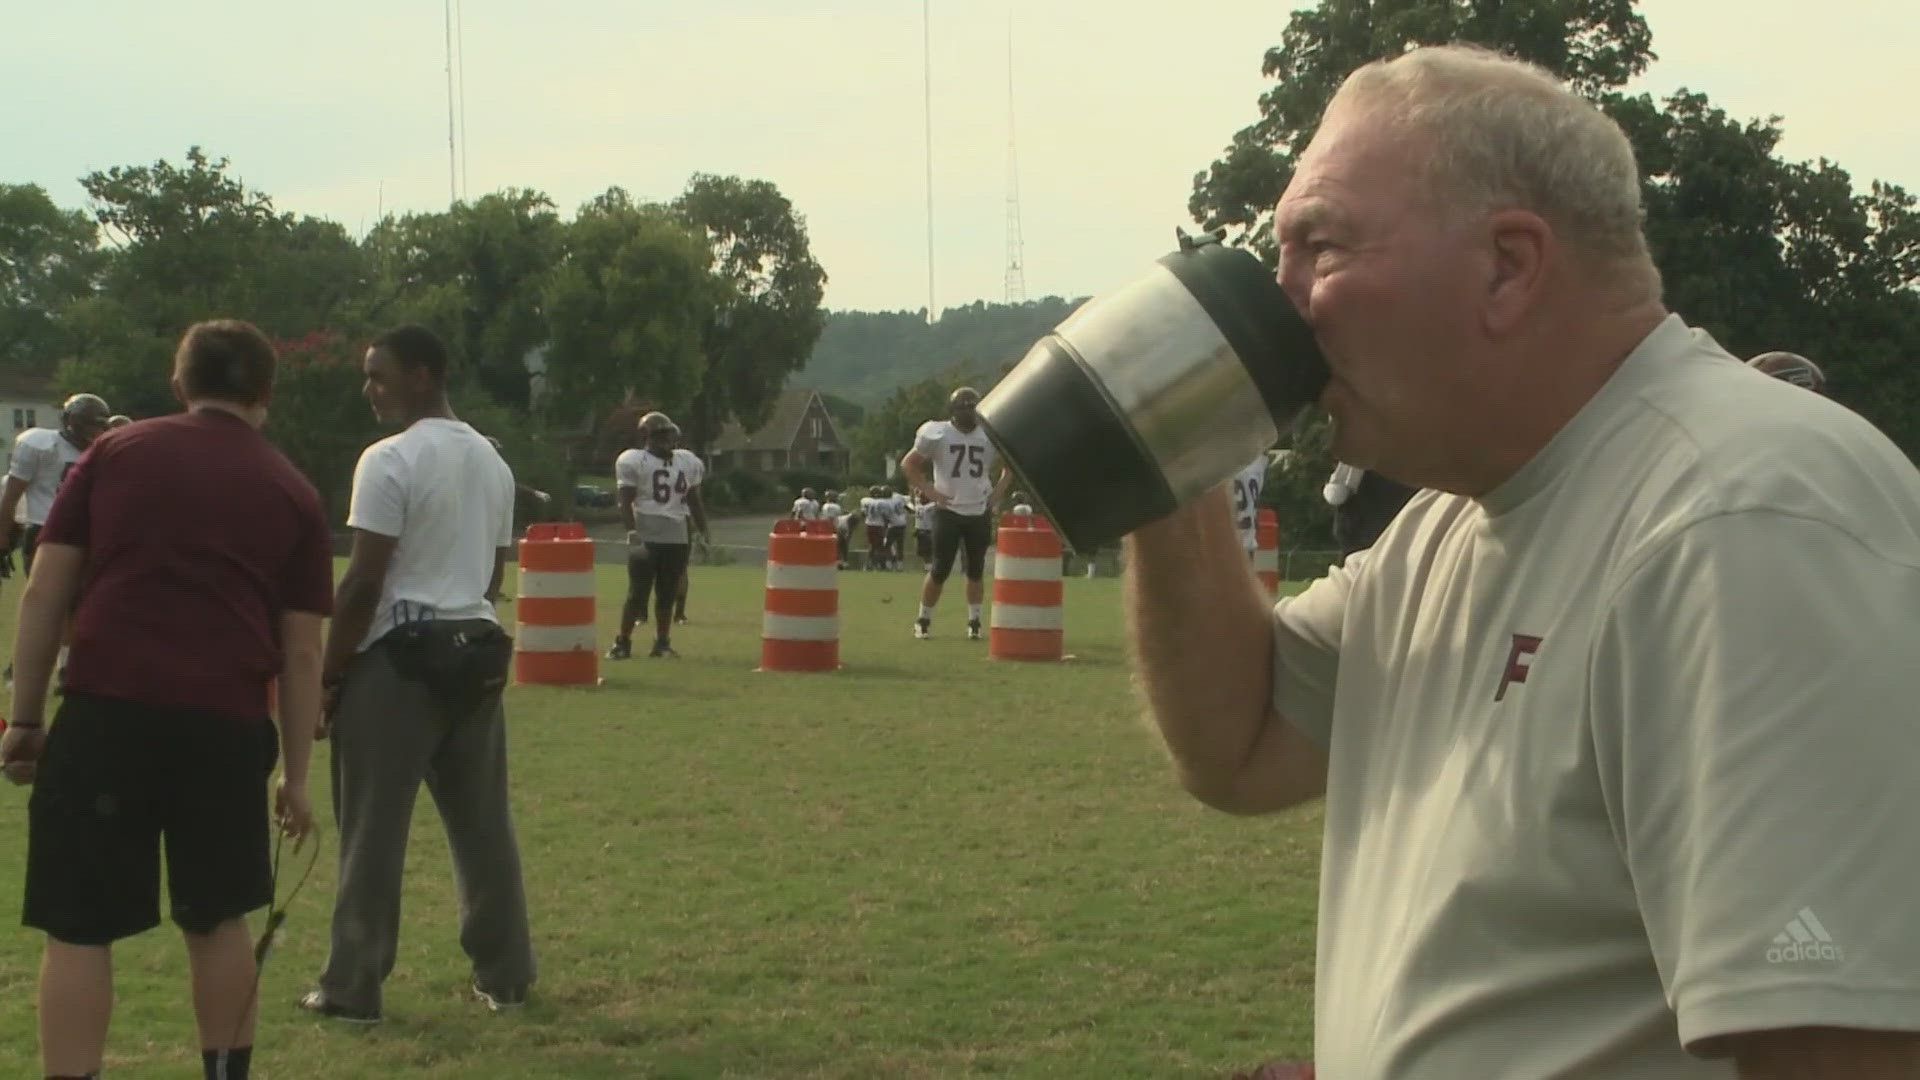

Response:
(811, 417), (824, 440)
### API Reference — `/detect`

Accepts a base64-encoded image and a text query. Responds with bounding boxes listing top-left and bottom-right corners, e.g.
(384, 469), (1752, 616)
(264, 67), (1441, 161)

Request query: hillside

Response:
(790, 296), (1088, 404)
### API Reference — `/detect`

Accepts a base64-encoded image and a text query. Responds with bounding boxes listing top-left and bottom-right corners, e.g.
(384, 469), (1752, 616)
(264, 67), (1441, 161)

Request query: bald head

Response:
(1749, 351), (1827, 395)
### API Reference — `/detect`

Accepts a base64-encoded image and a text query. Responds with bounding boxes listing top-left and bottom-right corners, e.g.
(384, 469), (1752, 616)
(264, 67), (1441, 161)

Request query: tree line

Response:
(1, 151), (827, 519)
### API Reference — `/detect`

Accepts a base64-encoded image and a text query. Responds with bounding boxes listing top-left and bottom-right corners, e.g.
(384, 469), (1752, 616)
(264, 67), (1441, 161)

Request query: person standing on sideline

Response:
(881, 485), (910, 569)
(1, 393), (112, 573)
(791, 487), (821, 520)
(301, 324), (532, 1023)
(1130, 45), (1920, 1076)
(607, 412), (709, 659)
(900, 386), (1010, 640)
(2, 320), (330, 1080)
(911, 491), (935, 570)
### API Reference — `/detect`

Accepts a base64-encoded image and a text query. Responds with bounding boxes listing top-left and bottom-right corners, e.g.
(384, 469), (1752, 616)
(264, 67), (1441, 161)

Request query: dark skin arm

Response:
(1718, 1027), (1920, 1079)
(686, 485), (711, 543)
(488, 546), (508, 603)
(319, 529), (398, 732)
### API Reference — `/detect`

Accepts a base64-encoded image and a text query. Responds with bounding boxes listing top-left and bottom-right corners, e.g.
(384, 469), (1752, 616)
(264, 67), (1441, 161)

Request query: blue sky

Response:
(5, 1), (1915, 313)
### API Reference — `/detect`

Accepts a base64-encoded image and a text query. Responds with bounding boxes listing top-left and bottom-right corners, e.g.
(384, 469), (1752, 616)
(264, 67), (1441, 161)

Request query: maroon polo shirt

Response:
(38, 409), (335, 720)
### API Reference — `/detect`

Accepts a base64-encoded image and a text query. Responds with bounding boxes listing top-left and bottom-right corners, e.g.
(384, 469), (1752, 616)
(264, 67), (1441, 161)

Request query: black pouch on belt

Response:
(383, 619), (515, 718)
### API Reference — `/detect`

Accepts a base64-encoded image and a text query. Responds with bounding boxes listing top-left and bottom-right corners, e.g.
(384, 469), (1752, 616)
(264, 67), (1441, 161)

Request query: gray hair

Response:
(1332, 44), (1661, 300)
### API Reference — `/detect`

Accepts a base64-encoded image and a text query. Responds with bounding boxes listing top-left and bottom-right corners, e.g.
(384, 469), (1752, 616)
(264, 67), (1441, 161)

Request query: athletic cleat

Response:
(649, 640), (678, 658)
(674, 613), (689, 624)
(298, 990), (380, 1025)
(605, 639), (632, 660)
(967, 621), (983, 641)
(913, 619), (931, 640)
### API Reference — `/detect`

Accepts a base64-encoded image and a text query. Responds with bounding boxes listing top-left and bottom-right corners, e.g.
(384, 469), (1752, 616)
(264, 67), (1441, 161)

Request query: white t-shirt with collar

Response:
(347, 417), (515, 651)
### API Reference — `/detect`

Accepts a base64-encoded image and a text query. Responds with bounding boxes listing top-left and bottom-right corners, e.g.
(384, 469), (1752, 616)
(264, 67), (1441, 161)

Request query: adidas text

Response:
(1767, 940), (1843, 964)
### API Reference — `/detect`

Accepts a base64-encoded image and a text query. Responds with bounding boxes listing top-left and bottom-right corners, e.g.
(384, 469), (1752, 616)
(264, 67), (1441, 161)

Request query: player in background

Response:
(790, 488), (821, 520)
(820, 490), (850, 568)
(900, 387), (1010, 640)
(608, 413), (709, 659)
(2, 393), (112, 686)
(859, 485), (887, 571)
(1231, 452), (1270, 564)
(1749, 351), (1828, 395)
(1009, 491), (1034, 515)
(881, 485), (909, 570)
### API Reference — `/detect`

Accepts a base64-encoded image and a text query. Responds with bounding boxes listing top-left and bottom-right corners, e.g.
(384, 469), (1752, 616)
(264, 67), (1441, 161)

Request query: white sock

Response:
(917, 604), (934, 622)
(968, 604), (982, 623)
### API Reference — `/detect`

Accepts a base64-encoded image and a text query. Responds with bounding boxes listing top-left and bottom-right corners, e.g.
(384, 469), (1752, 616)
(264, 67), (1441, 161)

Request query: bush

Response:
(705, 467), (775, 512)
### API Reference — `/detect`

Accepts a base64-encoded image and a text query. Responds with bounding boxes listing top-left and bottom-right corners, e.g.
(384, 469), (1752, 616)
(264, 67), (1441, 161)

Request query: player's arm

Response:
(487, 546), (509, 604)
(1, 459), (33, 543)
(1124, 486), (1329, 814)
(1718, 1028), (1920, 1079)
(989, 463), (1012, 508)
(614, 453), (639, 535)
(323, 529), (398, 684)
(899, 448), (935, 500)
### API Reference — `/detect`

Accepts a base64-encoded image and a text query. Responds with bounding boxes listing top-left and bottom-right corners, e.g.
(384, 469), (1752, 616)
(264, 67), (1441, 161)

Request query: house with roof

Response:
(708, 388), (848, 477)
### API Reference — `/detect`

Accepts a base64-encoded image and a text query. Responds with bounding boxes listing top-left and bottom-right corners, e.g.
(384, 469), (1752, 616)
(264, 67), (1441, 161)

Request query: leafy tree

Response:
(672, 174), (828, 452)
(1189, 0), (1654, 260)
(540, 188), (723, 426)
(0, 184), (101, 374)
(797, 296), (1085, 406)
(361, 189), (563, 412)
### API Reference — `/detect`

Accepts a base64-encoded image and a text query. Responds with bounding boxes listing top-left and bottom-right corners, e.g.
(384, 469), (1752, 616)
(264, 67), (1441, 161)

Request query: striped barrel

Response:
(760, 518), (839, 672)
(513, 522), (599, 685)
(1255, 508), (1280, 595)
(990, 514), (1064, 661)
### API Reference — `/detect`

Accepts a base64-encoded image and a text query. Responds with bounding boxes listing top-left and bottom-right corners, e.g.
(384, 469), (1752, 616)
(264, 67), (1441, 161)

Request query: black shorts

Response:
(21, 522), (42, 571)
(915, 528), (933, 560)
(25, 693), (279, 945)
(930, 507), (992, 582)
(627, 542), (691, 609)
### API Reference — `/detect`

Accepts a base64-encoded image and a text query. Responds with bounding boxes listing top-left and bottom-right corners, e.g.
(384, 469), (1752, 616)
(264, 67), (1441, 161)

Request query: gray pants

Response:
(318, 635), (535, 1011)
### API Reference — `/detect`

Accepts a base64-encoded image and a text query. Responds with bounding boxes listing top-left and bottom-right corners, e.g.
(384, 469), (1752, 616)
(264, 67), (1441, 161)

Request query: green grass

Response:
(0, 566), (1321, 1078)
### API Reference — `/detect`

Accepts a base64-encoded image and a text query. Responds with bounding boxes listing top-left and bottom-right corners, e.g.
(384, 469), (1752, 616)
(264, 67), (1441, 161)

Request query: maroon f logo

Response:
(1495, 634), (1543, 702)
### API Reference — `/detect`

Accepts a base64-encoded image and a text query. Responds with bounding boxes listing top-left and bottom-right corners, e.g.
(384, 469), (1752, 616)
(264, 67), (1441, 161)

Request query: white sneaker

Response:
(913, 619), (931, 639)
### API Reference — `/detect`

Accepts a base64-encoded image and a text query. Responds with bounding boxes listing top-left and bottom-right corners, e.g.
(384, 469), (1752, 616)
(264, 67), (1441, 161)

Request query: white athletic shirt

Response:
(790, 497), (821, 520)
(1276, 314), (1920, 1077)
(616, 447), (704, 544)
(1232, 454), (1269, 552)
(914, 498), (937, 531)
(819, 500), (842, 521)
(858, 496), (882, 527)
(913, 419), (997, 516)
(884, 493), (908, 527)
(9, 426), (84, 526)
(347, 418), (514, 652)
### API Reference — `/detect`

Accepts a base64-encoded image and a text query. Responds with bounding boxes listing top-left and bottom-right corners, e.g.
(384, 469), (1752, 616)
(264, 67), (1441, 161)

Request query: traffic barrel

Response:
(760, 518), (840, 672)
(1255, 508), (1280, 595)
(990, 514), (1064, 661)
(513, 522), (599, 685)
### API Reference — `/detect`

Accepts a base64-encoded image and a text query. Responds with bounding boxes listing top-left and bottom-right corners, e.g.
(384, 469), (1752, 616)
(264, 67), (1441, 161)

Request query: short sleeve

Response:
(613, 449), (641, 491)
(1591, 510), (1920, 1049)
(8, 436), (40, 483)
(1269, 550), (1362, 747)
(495, 464), (515, 549)
(345, 444), (406, 538)
(681, 451), (705, 487)
(912, 421), (942, 458)
(281, 486), (336, 615)
(36, 447), (97, 547)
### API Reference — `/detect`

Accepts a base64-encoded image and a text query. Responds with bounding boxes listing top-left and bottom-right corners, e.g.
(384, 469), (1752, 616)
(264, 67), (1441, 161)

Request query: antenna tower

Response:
(1003, 13), (1026, 304)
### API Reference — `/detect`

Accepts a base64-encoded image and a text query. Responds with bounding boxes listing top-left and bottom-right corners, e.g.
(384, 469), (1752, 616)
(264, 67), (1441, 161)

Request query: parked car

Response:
(573, 483), (616, 508)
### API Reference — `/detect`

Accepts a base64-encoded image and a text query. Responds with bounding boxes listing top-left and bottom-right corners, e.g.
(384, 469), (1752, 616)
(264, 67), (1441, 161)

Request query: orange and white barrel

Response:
(990, 514), (1064, 661)
(1255, 508), (1280, 595)
(760, 519), (839, 672)
(513, 522), (599, 685)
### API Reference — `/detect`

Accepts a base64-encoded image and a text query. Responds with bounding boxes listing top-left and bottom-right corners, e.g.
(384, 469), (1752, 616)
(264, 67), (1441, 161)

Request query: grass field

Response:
(0, 564), (1322, 1078)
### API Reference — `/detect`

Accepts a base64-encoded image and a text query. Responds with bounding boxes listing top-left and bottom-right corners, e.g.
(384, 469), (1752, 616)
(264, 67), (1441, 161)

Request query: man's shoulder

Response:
(915, 419), (948, 441)
(673, 448), (703, 469)
(13, 426), (56, 452)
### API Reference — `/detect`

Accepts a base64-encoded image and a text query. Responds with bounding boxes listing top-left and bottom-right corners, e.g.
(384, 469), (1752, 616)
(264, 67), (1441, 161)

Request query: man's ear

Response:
(1484, 209), (1551, 335)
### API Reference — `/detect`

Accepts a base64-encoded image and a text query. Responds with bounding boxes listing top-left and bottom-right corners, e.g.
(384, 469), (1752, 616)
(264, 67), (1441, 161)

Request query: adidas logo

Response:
(1767, 907), (1843, 964)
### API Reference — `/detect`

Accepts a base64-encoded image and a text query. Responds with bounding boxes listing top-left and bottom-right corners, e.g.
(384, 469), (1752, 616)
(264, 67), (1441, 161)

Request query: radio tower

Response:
(1002, 13), (1027, 305)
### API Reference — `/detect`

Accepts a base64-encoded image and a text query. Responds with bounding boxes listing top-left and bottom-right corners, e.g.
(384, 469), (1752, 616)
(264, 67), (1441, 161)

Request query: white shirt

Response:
(1011, 503), (1034, 516)
(913, 419), (997, 516)
(9, 427), (84, 526)
(348, 418), (515, 651)
(791, 497), (821, 520)
(858, 496), (881, 524)
(616, 447), (705, 543)
(1278, 315), (1920, 1077)
(883, 494), (909, 527)
(914, 499), (937, 531)
(819, 500), (843, 521)
(1232, 454), (1269, 552)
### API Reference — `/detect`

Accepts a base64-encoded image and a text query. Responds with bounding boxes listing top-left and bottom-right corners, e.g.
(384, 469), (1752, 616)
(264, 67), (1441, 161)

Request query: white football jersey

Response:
(820, 500), (842, 520)
(914, 498), (937, 531)
(859, 496), (881, 524)
(913, 419), (997, 516)
(791, 497), (821, 520)
(884, 494), (909, 527)
(1232, 454), (1269, 552)
(8, 426), (83, 526)
(616, 447), (705, 521)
